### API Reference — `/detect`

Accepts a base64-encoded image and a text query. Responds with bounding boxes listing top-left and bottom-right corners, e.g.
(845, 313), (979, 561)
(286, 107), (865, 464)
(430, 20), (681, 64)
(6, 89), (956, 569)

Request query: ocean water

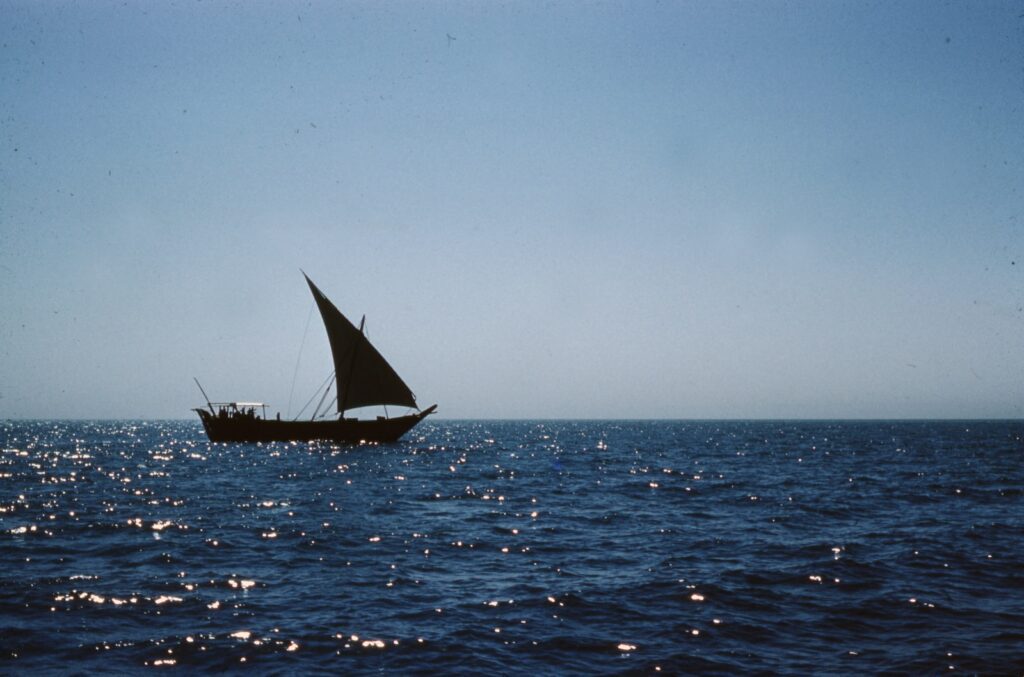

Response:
(1, 419), (1022, 674)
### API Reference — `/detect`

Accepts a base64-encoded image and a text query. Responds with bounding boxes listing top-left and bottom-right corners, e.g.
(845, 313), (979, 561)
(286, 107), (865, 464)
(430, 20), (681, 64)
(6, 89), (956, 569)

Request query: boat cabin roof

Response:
(211, 401), (266, 408)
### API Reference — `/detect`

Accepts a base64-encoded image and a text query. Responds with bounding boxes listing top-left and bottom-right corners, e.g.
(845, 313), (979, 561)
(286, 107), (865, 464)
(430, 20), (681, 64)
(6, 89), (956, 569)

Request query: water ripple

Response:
(1, 419), (1022, 673)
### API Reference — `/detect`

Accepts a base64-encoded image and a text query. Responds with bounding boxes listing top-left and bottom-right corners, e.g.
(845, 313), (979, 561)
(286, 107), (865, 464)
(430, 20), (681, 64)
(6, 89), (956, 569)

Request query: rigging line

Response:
(316, 394), (338, 420)
(293, 369), (335, 421)
(311, 382), (333, 421)
(286, 300), (316, 419)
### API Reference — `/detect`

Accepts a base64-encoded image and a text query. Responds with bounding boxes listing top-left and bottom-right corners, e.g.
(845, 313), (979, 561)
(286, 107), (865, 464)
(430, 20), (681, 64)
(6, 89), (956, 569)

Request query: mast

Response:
(339, 315), (365, 416)
(194, 377), (215, 414)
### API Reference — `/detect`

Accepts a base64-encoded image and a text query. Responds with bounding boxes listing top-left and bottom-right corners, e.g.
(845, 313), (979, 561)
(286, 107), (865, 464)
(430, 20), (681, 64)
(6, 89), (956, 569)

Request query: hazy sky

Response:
(2, 0), (1022, 419)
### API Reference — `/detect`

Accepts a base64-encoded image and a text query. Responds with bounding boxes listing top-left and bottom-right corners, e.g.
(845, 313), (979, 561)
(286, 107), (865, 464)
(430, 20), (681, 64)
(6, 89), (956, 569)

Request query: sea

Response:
(1, 419), (1022, 674)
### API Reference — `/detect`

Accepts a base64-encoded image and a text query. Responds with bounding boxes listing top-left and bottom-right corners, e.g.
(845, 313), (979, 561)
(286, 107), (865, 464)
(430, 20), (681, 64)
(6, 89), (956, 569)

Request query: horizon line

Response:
(2, 416), (1022, 423)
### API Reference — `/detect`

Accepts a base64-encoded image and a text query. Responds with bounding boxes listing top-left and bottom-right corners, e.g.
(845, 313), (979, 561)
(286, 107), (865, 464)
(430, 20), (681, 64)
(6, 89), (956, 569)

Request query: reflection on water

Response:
(1, 420), (1023, 673)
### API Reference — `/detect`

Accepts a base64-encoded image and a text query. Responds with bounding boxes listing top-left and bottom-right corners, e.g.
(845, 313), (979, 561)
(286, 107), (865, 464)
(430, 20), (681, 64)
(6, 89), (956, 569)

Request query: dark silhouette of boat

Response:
(194, 274), (436, 443)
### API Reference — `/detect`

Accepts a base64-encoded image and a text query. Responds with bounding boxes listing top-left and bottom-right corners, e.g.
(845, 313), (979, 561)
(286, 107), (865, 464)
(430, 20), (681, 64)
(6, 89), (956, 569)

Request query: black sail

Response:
(304, 275), (417, 413)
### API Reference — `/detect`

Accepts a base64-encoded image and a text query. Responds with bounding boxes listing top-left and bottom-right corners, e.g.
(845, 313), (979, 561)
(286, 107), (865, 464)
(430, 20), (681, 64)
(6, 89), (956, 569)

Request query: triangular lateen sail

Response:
(304, 274), (417, 413)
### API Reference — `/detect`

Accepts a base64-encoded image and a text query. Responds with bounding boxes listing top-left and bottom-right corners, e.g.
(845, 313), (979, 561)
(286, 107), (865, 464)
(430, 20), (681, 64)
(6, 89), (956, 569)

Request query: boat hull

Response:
(195, 405), (436, 443)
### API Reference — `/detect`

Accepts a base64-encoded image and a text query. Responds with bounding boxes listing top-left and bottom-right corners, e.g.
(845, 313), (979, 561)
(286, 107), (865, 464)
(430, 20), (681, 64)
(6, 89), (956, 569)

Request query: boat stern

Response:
(193, 408), (214, 435)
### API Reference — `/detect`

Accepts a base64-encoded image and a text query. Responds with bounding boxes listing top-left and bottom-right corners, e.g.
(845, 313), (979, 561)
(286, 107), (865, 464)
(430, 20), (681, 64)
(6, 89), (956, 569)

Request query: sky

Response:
(1, 0), (1022, 420)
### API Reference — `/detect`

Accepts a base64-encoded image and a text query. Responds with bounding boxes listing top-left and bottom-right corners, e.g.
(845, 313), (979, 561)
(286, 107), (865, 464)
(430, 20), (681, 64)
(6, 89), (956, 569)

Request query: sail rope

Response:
(293, 369), (335, 421)
(286, 300), (316, 419)
(311, 382), (333, 421)
(315, 394), (339, 420)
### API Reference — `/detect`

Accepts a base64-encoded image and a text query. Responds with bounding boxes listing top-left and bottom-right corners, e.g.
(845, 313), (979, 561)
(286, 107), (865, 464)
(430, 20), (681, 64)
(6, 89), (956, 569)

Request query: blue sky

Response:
(1, 0), (1022, 419)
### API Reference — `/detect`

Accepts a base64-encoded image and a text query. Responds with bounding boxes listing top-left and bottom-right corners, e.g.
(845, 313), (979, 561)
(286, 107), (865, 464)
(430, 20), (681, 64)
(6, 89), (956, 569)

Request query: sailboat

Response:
(194, 274), (436, 443)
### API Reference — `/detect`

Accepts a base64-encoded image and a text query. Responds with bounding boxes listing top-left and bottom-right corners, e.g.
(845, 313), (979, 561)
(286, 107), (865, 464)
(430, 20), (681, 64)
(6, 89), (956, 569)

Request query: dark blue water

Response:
(1, 420), (1022, 674)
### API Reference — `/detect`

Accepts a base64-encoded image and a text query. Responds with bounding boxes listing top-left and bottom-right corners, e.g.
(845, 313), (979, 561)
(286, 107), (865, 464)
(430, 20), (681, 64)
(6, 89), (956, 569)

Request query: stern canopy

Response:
(304, 275), (417, 413)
